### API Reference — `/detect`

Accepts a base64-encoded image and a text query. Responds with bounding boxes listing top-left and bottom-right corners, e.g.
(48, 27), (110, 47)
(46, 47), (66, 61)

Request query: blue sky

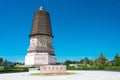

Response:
(0, 0), (120, 62)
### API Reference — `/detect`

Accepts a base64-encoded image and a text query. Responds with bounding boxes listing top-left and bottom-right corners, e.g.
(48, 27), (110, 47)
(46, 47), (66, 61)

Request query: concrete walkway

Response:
(0, 70), (120, 80)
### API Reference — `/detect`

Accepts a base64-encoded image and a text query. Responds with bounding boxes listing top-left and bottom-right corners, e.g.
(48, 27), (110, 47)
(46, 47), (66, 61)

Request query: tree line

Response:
(1, 53), (120, 69)
(58, 53), (120, 69)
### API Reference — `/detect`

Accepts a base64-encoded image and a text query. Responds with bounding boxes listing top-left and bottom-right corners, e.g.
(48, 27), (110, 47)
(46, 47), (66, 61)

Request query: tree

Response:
(72, 61), (80, 64)
(83, 57), (89, 66)
(113, 54), (120, 66)
(2, 59), (8, 69)
(64, 60), (72, 66)
(80, 59), (84, 64)
(0, 57), (3, 65)
(80, 57), (90, 66)
(89, 60), (94, 66)
(94, 53), (108, 68)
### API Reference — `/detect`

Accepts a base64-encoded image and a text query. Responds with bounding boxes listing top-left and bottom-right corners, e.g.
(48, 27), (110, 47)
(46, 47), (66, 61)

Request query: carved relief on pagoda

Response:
(30, 35), (52, 47)
(30, 38), (37, 47)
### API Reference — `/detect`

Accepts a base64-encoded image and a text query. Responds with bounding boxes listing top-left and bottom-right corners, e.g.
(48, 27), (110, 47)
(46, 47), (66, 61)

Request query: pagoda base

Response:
(25, 52), (56, 66)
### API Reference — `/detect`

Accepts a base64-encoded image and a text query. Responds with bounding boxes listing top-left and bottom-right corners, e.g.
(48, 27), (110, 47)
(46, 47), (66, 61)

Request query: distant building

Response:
(69, 64), (78, 68)
(25, 6), (56, 66)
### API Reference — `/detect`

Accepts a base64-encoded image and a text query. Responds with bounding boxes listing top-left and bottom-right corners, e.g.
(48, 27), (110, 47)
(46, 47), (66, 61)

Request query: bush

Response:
(66, 66), (76, 70)
(76, 66), (100, 70)
(103, 66), (120, 71)
(67, 66), (99, 70)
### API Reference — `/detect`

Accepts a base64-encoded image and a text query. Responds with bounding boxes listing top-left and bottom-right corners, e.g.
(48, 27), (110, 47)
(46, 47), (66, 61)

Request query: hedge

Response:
(0, 67), (28, 73)
(67, 66), (120, 71)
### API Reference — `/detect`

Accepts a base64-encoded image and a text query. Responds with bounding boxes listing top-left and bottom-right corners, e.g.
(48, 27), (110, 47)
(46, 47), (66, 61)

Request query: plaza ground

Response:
(0, 70), (120, 80)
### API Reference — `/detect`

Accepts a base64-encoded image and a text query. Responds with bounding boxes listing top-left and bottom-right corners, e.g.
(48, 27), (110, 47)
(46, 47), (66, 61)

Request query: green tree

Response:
(94, 53), (108, 69)
(89, 60), (94, 66)
(64, 60), (72, 66)
(80, 59), (84, 64)
(113, 54), (120, 66)
(80, 57), (90, 66)
(83, 57), (89, 66)
(0, 57), (3, 66)
(2, 59), (8, 69)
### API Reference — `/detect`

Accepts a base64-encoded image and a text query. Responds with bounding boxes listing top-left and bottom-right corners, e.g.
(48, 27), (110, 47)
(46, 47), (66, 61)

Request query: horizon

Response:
(0, 0), (120, 63)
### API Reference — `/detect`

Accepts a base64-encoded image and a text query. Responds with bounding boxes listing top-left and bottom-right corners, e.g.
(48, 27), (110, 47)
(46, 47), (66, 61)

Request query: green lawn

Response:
(31, 72), (76, 76)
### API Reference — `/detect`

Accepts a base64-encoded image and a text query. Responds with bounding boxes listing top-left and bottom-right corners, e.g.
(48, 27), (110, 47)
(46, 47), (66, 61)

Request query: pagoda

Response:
(25, 6), (56, 66)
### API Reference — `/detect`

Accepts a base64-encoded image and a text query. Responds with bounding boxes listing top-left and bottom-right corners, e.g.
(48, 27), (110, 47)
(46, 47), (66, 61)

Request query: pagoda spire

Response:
(39, 6), (44, 10)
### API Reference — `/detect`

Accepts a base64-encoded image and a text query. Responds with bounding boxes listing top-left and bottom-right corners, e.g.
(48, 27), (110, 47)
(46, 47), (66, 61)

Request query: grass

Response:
(0, 67), (28, 73)
(31, 72), (76, 76)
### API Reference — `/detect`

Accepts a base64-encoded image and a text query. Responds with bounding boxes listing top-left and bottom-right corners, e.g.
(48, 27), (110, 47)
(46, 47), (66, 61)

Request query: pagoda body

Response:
(25, 6), (56, 66)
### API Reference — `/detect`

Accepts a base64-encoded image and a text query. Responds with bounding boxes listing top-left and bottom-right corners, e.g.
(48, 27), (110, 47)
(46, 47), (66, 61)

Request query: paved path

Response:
(0, 70), (120, 80)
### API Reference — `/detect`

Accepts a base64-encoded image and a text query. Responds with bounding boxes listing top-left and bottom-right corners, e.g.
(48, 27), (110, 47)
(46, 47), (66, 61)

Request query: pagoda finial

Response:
(39, 6), (44, 10)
